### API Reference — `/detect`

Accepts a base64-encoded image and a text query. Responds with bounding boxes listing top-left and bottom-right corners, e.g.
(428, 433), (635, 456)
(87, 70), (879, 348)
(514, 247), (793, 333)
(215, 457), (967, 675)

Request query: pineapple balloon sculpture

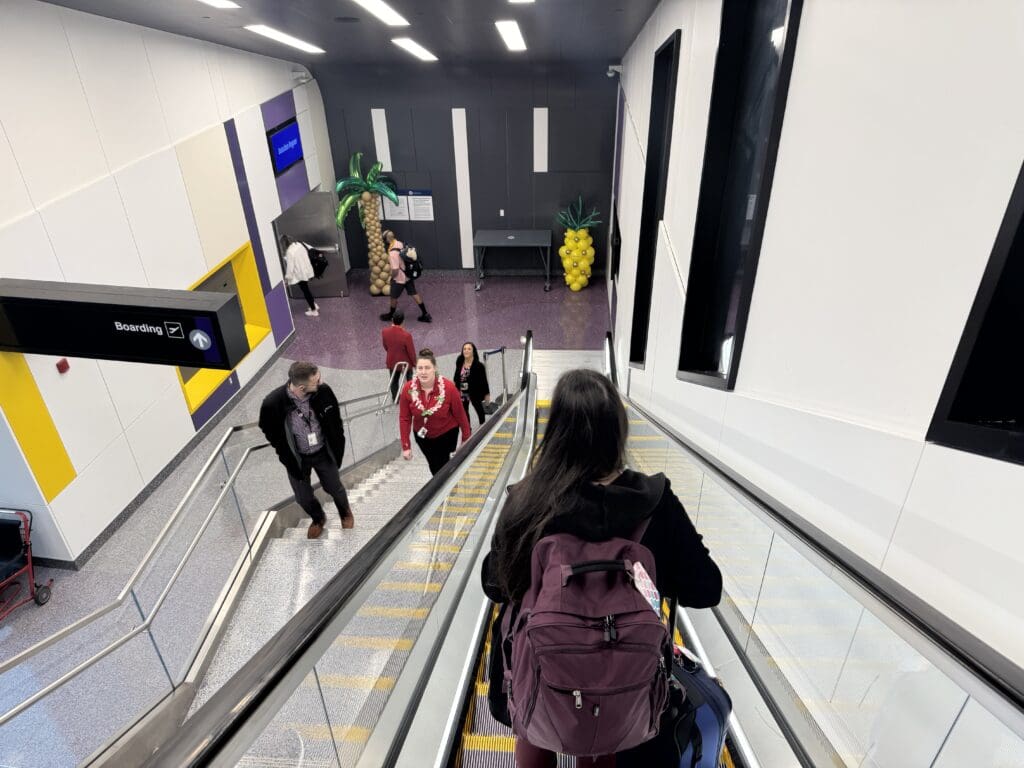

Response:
(335, 152), (401, 295)
(556, 196), (602, 292)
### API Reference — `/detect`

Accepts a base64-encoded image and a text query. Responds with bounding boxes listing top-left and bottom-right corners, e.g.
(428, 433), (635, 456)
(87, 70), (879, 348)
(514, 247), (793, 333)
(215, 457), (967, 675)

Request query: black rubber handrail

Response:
(604, 333), (1024, 716)
(143, 332), (534, 767)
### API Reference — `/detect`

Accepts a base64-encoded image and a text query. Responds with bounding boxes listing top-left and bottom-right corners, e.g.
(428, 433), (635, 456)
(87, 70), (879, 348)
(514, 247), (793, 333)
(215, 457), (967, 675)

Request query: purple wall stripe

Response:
(261, 91), (296, 132)
(224, 119), (272, 296)
(266, 281), (294, 345)
(190, 372), (241, 431)
(276, 161), (310, 212)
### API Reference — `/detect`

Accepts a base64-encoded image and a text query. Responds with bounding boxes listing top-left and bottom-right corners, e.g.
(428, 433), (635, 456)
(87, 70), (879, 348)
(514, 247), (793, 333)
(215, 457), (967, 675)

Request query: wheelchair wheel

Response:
(34, 585), (51, 606)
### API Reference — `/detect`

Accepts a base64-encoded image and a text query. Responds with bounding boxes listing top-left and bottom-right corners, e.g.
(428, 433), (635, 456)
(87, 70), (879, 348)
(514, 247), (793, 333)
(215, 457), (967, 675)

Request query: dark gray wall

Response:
(312, 62), (618, 272)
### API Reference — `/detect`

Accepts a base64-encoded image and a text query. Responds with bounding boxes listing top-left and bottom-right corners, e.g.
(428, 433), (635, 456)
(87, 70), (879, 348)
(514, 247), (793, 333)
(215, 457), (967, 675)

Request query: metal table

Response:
(473, 229), (553, 292)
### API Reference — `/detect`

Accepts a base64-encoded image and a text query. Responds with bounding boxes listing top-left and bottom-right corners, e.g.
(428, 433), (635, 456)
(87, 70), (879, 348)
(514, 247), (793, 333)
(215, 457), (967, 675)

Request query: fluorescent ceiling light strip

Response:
(351, 0), (409, 26)
(495, 20), (527, 51)
(509, 0), (536, 4)
(391, 37), (438, 61)
(197, 0), (240, 8)
(245, 25), (325, 54)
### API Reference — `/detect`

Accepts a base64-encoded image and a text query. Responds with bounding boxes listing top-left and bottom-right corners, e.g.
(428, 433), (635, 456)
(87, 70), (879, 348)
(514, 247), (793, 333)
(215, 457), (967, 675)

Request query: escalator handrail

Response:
(143, 331), (534, 767)
(602, 332), (1024, 716)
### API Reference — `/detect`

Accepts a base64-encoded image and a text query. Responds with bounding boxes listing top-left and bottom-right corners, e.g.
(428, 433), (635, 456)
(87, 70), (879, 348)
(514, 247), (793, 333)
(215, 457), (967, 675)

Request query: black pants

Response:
(288, 449), (350, 525)
(462, 397), (486, 426)
(390, 369), (413, 402)
(415, 427), (460, 475)
(297, 280), (316, 310)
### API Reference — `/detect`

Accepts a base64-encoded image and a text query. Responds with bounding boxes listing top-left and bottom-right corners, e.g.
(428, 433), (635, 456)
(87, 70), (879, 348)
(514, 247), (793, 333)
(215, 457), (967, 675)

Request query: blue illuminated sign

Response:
(267, 118), (303, 176)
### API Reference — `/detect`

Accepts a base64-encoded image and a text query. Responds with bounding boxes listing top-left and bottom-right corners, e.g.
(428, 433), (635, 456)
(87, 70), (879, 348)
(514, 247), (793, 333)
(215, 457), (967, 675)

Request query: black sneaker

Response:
(379, 311), (394, 321)
(418, 312), (432, 323)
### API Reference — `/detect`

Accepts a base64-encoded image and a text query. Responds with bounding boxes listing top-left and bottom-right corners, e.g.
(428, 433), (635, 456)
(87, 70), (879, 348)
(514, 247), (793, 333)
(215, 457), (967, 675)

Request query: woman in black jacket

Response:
(481, 369), (722, 768)
(454, 341), (490, 426)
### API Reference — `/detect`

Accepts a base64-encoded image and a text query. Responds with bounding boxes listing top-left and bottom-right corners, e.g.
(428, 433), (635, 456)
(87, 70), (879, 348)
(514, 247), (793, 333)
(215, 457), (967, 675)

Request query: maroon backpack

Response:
(503, 522), (671, 756)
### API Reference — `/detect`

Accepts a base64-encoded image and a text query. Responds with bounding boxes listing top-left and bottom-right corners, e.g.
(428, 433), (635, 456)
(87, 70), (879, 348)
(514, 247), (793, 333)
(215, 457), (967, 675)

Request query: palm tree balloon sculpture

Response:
(336, 152), (400, 295)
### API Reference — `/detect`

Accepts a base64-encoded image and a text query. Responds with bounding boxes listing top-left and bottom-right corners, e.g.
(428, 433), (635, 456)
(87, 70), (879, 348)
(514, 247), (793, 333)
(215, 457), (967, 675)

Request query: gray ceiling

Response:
(46, 0), (659, 66)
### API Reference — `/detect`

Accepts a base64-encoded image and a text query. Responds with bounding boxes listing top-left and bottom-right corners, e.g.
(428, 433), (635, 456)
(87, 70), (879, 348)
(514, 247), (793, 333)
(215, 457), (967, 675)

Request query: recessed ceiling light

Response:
(392, 37), (438, 62)
(495, 20), (527, 52)
(509, 0), (536, 4)
(350, 0), (409, 26)
(197, 0), (240, 8)
(244, 25), (325, 54)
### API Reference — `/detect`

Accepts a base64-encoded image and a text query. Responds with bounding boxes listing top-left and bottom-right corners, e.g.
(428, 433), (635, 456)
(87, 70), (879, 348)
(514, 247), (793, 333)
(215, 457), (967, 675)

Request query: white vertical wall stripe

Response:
(452, 108), (475, 269)
(533, 107), (548, 173)
(370, 107), (392, 172)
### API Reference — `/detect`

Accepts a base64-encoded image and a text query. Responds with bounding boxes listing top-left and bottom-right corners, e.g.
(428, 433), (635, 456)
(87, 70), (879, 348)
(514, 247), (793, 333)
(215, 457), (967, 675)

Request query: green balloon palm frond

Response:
(335, 152), (401, 228)
(555, 195), (603, 231)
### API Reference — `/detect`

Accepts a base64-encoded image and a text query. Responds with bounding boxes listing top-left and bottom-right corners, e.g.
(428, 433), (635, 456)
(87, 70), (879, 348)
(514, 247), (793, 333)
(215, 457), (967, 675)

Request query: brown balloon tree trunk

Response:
(362, 191), (390, 295)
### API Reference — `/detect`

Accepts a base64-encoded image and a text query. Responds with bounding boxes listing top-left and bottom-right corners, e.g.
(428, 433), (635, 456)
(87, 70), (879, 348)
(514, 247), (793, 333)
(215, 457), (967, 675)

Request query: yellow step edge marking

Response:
(421, 526), (476, 536)
(359, 606), (430, 619)
(537, 400), (551, 407)
(463, 733), (516, 752)
(418, 530), (469, 540)
(379, 580), (443, 592)
(476, 680), (489, 696)
(407, 543), (463, 555)
(334, 636), (413, 651)
(313, 675), (395, 690)
(291, 724), (371, 743)
(446, 494), (489, 502)
(396, 561), (453, 571)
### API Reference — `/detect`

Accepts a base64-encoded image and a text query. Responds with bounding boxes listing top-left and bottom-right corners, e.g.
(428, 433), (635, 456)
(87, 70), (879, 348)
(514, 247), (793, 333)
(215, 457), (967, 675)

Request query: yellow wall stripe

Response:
(0, 353), (76, 501)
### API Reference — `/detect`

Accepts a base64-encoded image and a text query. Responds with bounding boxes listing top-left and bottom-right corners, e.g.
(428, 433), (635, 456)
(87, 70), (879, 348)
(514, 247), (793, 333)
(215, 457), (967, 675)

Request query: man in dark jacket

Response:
(259, 361), (354, 539)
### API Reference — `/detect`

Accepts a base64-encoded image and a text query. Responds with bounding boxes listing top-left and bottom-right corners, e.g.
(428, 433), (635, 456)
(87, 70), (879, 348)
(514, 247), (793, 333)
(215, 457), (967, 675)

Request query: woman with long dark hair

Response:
(454, 341), (491, 426)
(399, 348), (471, 475)
(481, 369), (722, 768)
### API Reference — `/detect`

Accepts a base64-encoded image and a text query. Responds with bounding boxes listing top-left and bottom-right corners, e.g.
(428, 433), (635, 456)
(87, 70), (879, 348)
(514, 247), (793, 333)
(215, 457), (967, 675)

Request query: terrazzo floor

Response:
(285, 269), (609, 370)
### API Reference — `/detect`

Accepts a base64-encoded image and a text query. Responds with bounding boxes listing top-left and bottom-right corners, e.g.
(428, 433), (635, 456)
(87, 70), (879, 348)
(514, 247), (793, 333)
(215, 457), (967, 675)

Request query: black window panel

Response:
(928, 160), (1024, 465)
(678, 0), (803, 388)
(611, 209), (622, 282)
(629, 30), (681, 366)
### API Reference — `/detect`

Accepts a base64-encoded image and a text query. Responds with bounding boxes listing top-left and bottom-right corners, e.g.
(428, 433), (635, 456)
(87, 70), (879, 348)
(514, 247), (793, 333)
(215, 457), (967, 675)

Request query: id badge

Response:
(416, 426), (428, 439)
(632, 561), (661, 614)
(460, 382), (469, 391)
(307, 432), (319, 447)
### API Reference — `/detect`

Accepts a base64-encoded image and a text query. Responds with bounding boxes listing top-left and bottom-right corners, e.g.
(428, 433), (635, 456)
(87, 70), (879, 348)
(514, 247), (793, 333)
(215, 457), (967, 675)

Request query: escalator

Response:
(132, 334), (1024, 768)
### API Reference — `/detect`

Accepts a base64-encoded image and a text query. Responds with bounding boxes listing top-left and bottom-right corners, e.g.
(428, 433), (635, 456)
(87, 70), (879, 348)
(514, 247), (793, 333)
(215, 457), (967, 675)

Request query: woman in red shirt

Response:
(400, 348), (471, 475)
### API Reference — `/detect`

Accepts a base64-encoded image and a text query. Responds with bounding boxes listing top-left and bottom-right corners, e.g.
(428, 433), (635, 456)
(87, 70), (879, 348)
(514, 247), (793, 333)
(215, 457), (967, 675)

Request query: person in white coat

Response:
(282, 235), (319, 317)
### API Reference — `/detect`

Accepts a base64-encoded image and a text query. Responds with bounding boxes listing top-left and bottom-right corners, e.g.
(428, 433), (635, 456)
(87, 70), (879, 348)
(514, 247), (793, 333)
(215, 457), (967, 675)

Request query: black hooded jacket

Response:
(258, 383), (346, 479)
(454, 344), (490, 402)
(481, 468), (722, 607)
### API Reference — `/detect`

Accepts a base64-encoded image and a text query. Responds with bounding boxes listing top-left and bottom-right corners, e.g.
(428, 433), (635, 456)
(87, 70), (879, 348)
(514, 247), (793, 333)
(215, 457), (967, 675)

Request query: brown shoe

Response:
(307, 522), (324, 539)
(340, 510), (355, 530)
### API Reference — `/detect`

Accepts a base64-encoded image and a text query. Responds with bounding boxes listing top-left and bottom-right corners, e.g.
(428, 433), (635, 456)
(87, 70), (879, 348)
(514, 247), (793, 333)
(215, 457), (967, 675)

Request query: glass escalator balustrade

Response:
(233, 412), (520, 767)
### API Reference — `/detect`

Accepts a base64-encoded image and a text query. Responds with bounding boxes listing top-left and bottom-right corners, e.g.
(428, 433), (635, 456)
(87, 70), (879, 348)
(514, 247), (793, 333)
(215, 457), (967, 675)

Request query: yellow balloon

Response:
(558, 245), (570, 258)
(570, 281), (582, 292)
(583, 236), (593, 248)
(585, 246), (595, 258)
(565, 228), (576, 239)
(580, 276), (589, 287)
(577, 228), (588, 237)
(570, 269), (581, 280)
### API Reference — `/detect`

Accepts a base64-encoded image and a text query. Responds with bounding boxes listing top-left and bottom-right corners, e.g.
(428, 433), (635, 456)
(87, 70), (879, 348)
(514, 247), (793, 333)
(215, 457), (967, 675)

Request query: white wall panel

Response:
(0, 124), (34, 226)
(371, 108), (393, 172)
(305, 151), (322, 191)
(452, 108), (474, 269)
(0, 411), (46, 512)
(718, 396), (923, 567)
(235, 106), (285, 286)
(124, 384), (194, 485)
(203, 41), (232, 122)
(143, 29), (220, 144)
(60, 9), (170, 171)
(234, 332), (277, 388)
(883, 445), (1024, 667)
(96, 359), (179, 429)
(0, 0), (107, 208)
(40, 176), (148, 287)
(293, 82), (311, 115)
(0, 213), (65, 281)
(115, 148), (207, 289)
(50, 434), (144, 559)
(305, 81), (337, 198)
(23, 355), (121, 473)
(734, 0), (1024, 439)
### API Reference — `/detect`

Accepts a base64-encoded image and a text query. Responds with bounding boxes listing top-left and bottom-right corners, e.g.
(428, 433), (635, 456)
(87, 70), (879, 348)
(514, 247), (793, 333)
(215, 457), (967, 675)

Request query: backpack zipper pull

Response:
(606, 615), (618, 642)
(573, 690), (583, 709)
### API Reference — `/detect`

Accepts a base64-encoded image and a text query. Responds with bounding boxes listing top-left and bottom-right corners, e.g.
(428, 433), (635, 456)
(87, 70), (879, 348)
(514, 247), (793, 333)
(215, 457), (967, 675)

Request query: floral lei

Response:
(409, 375), (447, 418)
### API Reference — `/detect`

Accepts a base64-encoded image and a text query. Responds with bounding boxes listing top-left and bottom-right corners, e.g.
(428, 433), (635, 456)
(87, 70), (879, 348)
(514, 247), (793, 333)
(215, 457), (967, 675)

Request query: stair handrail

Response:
(0, 372), (409, 679)
(601, 334), (1024, 719)
(140, 331), (534, 767)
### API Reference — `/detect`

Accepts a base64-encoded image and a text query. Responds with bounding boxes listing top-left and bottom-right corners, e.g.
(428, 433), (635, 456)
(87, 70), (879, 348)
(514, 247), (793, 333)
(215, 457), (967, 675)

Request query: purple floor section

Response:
(286, 270), (609, 370)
